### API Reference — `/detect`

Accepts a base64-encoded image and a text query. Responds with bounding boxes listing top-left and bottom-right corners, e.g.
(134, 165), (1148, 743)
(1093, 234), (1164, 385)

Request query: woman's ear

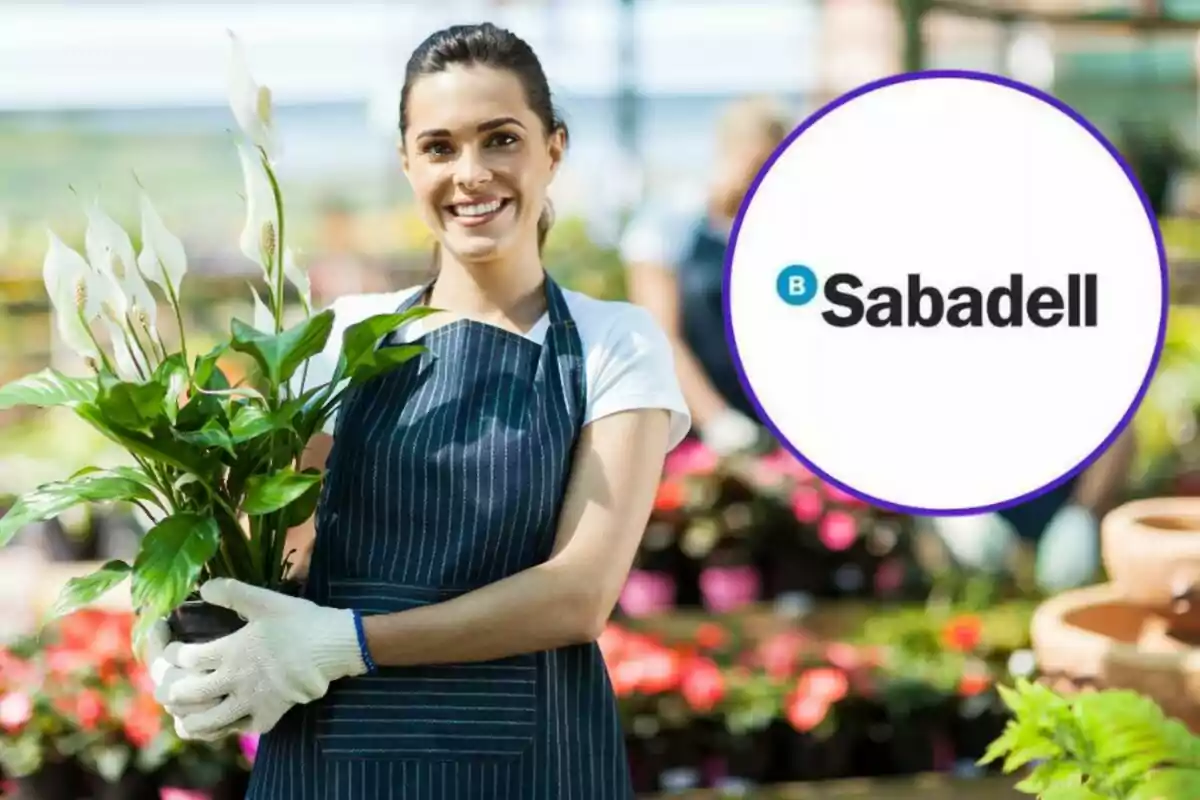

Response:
(547, 127), (566, 178)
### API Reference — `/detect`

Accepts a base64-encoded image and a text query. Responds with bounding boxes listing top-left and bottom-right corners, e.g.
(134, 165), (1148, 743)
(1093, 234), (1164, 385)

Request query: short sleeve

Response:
(584, 304), (692, 450)
(618, 206), (694, 270)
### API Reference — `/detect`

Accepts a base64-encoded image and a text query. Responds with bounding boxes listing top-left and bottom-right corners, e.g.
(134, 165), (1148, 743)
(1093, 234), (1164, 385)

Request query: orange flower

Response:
(695, 623), (728, 651)
(123, 693), (164, 748)
(786, 693), (831, 732)
(796, 668), (849, 705)
(942, 615), (983, 653)
(653, 479), (687, 512)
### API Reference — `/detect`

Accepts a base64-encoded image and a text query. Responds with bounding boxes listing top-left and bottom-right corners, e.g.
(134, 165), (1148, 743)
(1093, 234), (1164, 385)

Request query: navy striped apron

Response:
(247, 275), (635, 799)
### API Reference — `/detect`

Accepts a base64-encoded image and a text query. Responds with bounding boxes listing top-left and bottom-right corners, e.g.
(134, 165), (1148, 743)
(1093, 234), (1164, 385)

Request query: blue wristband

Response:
(352, 610), (378, 674)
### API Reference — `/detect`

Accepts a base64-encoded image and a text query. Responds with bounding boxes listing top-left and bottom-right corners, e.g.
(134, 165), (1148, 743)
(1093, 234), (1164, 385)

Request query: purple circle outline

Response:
(721, 69), (1170, 517)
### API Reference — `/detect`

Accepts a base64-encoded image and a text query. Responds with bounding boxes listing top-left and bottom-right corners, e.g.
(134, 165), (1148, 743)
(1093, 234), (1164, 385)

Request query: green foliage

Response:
(981, 679), (1200, 799)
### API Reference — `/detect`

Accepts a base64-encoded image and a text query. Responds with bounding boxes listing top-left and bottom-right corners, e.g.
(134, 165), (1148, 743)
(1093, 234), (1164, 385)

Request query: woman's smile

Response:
(444, 196), (515, 228)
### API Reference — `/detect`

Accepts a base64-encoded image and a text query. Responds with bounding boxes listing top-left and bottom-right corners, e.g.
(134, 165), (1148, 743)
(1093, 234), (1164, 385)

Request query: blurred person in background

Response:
(621, 96), (791, 457)
(148, 22), (689, 800)
(931, 427), (1136, 593)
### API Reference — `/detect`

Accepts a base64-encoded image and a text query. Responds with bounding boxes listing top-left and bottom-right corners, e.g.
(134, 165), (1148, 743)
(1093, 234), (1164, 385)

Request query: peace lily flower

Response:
(237, 143), (279, 278)
(136, 192), (187, 305)
(102, 317), (149, 381)
(283, 247), (311, 311)
(249, 285), (273, 333)
(227, 30), (277, 158)
(85, 202), (159, 342)
(43, 231), (102, 362)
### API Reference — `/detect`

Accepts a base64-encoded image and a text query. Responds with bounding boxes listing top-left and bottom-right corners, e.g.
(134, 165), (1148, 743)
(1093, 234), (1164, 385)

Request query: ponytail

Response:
(536, 202), (555, 253)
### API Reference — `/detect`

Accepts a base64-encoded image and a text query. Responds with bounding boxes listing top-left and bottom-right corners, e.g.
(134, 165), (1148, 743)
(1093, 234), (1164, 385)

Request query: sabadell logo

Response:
(775, 264), (1099, 328)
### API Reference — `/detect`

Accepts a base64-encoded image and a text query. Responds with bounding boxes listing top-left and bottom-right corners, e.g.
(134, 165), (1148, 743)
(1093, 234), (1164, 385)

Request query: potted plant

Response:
(981, 678), (1200, 798)
(0, 32), (432, 650)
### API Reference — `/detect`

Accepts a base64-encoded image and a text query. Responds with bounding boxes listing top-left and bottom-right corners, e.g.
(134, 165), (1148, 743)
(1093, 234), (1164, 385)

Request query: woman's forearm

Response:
(360, 558), (598, 668)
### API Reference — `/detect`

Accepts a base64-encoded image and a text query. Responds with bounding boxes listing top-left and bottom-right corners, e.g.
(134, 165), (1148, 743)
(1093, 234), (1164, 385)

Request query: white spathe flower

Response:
(85, 202), (158, 337)
(137, 193), (188, 302)
(102, 316), (148, 382)
(249, 284), (273, 333)
(43, 231), (100, 360)
(283, 248), (311, 310)
(227, 30), (278, 158)
(237, 143), (279, 277)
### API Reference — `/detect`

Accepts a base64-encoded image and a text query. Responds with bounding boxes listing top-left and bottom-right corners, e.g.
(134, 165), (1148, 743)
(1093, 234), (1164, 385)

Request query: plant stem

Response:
(162, 274), (189, 377)
(261, 148), (286, 335)
(124, 314), (157, 378)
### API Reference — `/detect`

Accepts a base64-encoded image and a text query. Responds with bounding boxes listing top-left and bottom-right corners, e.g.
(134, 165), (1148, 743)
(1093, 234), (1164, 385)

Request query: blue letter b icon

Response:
(777, 265), (818, 306)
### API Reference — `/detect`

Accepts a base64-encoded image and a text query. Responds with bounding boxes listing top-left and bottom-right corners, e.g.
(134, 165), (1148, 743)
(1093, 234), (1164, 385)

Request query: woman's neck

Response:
(429, 250), (548, 334)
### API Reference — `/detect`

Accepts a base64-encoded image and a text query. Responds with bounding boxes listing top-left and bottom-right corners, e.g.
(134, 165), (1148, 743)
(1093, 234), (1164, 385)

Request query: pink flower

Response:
(821, 482), (867, 507)
(160, 789), (210, 800)
(0, 692), (32, 732)
(663, 440), (718, 477)
(760, 450), (814, 481)
(818, 511), (859, 551)
(239, 732), (260, 763)
(791, 486), (823, 523)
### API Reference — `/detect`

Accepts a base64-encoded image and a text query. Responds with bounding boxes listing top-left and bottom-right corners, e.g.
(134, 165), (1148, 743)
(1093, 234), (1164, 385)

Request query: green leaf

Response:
(74, 403), (215, 476)
(231, 310), (334, 387)
(243, 468), (322, 516)
(46, 560), (131, 621)
(1016, 759), (1082, 794)
(230, 404), (280, 442)
(178, 345), (231, 431)
(338, 309), (436, 383)
(177, 418), (236, 457)
(0, 470), (157, 547)
(96, 379), (169, 434)
(282, 469), (323, 528)
(154, 354), (190, 425)
(130, 513), (221, 617)
(1130, 768), (1200, 800)
(347, 343), (426, 386)
(0, 368), (97, 410)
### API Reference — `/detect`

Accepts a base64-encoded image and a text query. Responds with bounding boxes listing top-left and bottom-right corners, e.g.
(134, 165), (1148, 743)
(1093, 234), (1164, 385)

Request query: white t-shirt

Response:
(293, 285), (693, 450)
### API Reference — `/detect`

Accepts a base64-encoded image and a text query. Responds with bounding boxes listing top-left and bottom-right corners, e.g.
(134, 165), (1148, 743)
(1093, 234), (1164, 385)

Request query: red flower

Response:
(758, 631), (809, 680)
(786, 693), (831, 732)
(824, 642), (859, 671)
(75, 690), (106, 730)
(653, 480), (687, 512)
(958, 671), (991, 697)
(680, 658), (725, 713)
(637, 647), (683, 695)
(821, 483), (867, 507)
(796, 668), (849, 705)
(786, 667), (849, 733)
(942, 615), (983, 653)
(694, 623), (727, 651)
(123, 693), (163, 748)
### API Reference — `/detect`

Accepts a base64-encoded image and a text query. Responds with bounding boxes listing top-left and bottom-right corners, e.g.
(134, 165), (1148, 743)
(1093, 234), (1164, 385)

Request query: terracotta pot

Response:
(1031, 583), (1200, 732)
(1101, 498), (1200, 622)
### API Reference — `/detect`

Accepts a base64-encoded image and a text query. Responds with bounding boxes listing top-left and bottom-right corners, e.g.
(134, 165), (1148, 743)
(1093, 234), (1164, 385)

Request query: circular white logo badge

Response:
(725, 71), (1167, 515)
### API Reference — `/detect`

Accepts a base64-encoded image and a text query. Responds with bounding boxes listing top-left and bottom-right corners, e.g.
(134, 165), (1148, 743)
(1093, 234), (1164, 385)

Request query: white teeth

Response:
(455, 200), (502, 217)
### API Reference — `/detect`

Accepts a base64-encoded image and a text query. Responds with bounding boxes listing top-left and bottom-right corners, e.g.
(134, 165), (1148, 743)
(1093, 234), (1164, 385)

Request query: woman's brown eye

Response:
(424, 141), (453, 156)
(489, 132), (518, 148)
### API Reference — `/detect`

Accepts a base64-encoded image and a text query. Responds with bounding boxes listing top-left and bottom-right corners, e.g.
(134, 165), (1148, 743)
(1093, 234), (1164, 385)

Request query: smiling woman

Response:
(147, 22), (692, 800)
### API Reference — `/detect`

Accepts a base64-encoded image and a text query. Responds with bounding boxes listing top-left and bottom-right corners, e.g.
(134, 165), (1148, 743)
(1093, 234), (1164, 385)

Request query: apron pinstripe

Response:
(246, 275), (635, 799)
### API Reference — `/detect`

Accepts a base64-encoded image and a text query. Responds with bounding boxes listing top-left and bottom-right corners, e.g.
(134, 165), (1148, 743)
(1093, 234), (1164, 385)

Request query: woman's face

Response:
(401, 65), (564, 264)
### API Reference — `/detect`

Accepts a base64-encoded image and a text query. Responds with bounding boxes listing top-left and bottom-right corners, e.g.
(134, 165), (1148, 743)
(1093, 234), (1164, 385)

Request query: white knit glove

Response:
(155, 578), (368, 740)
(140, 618), (235, 740)
(700, 408), (760, 456)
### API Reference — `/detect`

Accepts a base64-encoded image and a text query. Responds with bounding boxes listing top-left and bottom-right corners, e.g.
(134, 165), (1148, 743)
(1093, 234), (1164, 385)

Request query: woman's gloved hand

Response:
(700, 408), (760, 457)
(155, 579), (369, 740)
(140, 618), (236, 740)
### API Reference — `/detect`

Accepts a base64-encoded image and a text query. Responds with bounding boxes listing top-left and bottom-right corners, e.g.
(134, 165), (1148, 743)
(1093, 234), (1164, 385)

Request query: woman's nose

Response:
(454, 148), (493, 189)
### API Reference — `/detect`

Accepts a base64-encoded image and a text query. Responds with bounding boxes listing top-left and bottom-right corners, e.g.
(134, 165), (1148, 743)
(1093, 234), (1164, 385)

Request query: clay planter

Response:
(1031, 583), (1200, 732)
(1101, 498), (1200, 625)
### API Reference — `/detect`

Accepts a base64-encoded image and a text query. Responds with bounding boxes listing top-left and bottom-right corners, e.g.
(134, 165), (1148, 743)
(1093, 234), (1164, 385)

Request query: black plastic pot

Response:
(168, 579), (305, 644)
